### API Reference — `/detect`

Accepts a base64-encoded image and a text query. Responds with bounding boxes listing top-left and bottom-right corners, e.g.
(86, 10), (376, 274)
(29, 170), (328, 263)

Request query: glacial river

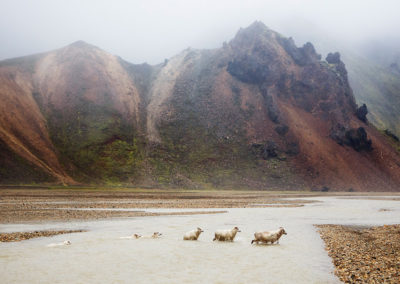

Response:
(1, 196), (399, 283)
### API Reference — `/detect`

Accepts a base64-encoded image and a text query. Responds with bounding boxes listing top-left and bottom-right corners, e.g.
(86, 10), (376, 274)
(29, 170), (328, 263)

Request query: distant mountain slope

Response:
(344, 54), (400, 137)
(0, 21), (399, 190)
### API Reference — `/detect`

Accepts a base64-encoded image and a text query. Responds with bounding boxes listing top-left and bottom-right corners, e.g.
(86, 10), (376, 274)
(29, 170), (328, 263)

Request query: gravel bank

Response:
(0, 229), (85, 242)
(316, 224), (400, 283)
(0, 188), (313, 223)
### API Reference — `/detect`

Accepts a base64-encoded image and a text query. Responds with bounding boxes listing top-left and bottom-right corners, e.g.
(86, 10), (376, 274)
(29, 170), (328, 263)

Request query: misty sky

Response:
(1, 0), (399, 64)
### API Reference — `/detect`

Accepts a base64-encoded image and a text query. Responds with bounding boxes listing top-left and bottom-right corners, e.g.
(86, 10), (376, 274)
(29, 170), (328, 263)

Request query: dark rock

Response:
(277, 38), (321, 66)
(267, 104), (279, 123)
(302, 42), (322, 61)
(344, 127), (373, 151)
(326, 52), (348, 78)
(227, 56), (271, 84)
(384, 129), (399, 142)
(251, 141), (279, 159)
(263, 141), (278, 159)
(356, 104), (368, 123)
(311, 187), (329, 192)
(250, 143), (263, 155)
(321, 186), (330, 192)
(326, 52), (341, 64)
(331, 125), (373, 151)
(275, 125), (289, 136)
(278, 37), (305, 65)
(260, 87), (280, 123)
(286, 142), (300, 156)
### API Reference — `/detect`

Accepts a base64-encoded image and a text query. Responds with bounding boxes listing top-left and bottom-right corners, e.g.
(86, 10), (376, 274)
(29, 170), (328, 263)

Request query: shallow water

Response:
(1, 196), (399, 284)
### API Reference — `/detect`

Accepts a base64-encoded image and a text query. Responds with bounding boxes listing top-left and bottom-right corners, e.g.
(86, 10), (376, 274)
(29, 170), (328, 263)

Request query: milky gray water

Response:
(1, 196), (399, 284)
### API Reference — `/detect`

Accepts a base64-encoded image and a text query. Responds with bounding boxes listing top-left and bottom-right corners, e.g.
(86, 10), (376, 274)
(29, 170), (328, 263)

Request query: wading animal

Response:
(120, 233), (142, 239)
(47, 240), (71, 247)
(143, 232), (162, 238)
(251, 227), (287, 245)
(183, 227), (204, 240)
(213, 227), (241, 241)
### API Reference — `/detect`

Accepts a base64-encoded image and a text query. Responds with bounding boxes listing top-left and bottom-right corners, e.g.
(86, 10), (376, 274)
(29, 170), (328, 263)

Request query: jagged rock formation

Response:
(356, 104), (368, 123)
(0, 21), (400, 191)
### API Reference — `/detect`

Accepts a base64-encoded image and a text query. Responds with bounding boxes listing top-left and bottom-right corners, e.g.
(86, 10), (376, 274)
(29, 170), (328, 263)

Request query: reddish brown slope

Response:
(0, 41), (142, 184)
(0, 65), (74, 184)
(281, 102), (400, 191)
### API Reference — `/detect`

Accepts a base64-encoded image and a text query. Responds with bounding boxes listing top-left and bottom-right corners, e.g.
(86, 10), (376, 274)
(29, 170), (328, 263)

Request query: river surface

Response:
(1, 196), (399, 283)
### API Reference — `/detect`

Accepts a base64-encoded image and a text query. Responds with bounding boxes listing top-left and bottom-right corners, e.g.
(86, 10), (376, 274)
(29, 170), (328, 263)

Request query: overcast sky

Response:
(1, 0), (399, 64)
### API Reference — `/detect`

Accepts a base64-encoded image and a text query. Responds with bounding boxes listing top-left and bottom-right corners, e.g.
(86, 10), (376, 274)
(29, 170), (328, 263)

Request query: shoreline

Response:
(0, 229), (86, 242)
(316, 224), (400, 283)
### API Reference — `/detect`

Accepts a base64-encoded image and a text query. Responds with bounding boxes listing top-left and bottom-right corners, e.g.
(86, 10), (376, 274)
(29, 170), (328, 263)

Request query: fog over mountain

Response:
(1, 0), (399, 64)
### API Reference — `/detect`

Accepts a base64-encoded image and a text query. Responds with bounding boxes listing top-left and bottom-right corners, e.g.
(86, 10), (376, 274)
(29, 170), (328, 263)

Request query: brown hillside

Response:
(0, 65), (73, 184)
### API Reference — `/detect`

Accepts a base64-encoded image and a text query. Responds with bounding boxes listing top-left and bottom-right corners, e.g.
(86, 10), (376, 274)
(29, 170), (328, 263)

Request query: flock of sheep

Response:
(124, 226), (287, 244)
(48, 227), (287, 247)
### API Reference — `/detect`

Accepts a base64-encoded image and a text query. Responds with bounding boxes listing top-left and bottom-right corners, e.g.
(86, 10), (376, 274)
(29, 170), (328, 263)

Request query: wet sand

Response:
(0, 188), (316, 223)
(316, 224), (400, 283)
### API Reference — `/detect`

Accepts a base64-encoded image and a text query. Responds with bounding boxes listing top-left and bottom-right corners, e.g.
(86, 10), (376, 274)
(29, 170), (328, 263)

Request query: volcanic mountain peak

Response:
(67, 40), (96, 48)
(229, 21), (278, 49)
(235, 21), (280, 39)
(60, 40), (104, 58)
(34, 39), (141, 119)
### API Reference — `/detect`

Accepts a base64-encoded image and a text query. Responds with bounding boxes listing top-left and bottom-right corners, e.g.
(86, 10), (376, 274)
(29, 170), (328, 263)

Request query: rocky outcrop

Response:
(331, 124), (372, 151)
(356, 104), (368, 123)
(277, 38), (321, 66)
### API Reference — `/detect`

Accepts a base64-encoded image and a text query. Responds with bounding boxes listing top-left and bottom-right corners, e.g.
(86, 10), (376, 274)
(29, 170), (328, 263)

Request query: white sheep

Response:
(183, 227), (204, 240)
(213, 227), (241, 241)
(120, 232), (161, 239)
(47, 240), (71, 247)
(251, 227), (287, 245)
(140, 232), (162, 239)
(120, 233), (142, 239)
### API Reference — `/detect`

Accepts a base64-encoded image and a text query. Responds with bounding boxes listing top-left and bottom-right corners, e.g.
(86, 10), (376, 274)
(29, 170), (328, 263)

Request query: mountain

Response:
(343, 53), (400, 138)
(1, 22), (399, 191)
